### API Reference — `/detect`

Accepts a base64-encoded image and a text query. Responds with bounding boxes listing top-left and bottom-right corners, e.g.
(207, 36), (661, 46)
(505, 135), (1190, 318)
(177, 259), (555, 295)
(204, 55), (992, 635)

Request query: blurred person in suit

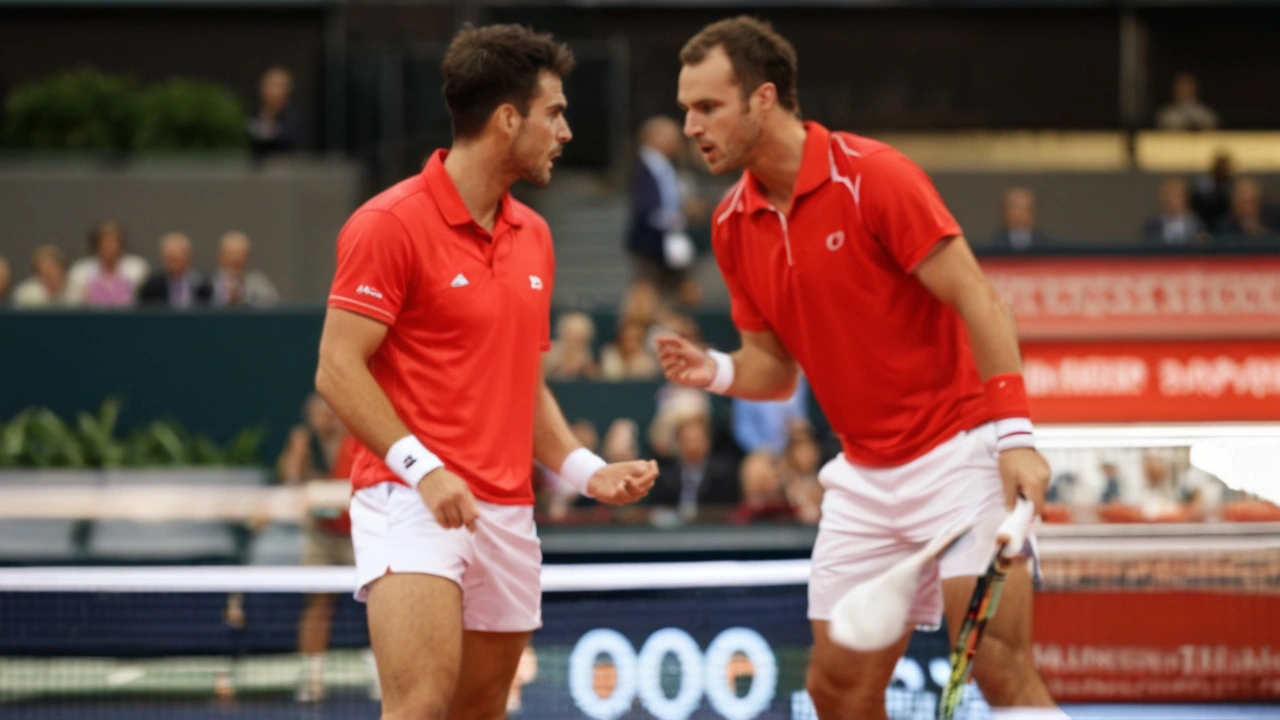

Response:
(213, 232), (279, 307)
(627, 116), (701, 307)
(1142, 177), (1208, 246)
(990, 187), (1051, 251)
(248, 66), (303, 157)
(138, 232), (213, 308)
(649, 413), (740, 523)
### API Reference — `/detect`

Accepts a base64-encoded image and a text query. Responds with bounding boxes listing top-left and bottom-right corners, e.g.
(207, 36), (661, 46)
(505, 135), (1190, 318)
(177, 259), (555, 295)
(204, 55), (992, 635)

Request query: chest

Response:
(735, 188), (899, 313)
(409, 227), (551, 330)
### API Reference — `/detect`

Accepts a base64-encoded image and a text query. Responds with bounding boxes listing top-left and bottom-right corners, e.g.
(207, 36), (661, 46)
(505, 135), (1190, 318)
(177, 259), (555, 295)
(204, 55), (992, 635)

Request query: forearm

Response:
(956, 281), (1023, 380)
(719, 344), (799, 401)
(532, 381), (582, 471)
(314, 354), (412, 458)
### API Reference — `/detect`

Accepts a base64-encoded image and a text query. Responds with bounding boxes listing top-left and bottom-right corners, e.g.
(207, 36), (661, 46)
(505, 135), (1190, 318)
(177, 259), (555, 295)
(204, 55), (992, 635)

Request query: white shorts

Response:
(808, 422), (1036, 630)
(349, 482), (542, 633)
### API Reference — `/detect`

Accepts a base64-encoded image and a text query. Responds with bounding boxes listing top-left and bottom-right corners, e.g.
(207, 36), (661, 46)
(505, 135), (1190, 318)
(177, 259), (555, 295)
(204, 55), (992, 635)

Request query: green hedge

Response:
(0, 398), (265, 469)
(2, 68), (247, 153)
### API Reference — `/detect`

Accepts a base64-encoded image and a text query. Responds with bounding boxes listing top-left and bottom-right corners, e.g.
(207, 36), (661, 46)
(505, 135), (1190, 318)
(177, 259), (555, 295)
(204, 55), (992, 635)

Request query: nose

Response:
(683, 112), (700, 139)
(558, 118), (573, 144)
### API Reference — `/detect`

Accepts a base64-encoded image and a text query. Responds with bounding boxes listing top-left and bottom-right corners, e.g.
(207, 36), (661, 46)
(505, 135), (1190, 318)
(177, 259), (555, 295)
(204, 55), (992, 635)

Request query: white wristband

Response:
(559, 447), (607, 497)
(994, 417), (1035, 453)
(706, 349), (736, 395)
(385, 435), (444, 489)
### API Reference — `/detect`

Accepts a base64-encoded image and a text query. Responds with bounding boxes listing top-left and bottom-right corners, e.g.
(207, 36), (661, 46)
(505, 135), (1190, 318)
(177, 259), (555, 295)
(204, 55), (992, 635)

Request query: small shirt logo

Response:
(450, 273), (470, 288)
(529, 275), (543, 290)
(356, 284), (383, 299)
(825, 231), (846, 251)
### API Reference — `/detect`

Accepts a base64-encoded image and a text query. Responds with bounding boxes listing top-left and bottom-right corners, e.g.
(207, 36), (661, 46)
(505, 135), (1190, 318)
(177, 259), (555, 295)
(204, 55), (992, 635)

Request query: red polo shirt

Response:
(712, 122), (990, 467)
(327, 150), (553, 504)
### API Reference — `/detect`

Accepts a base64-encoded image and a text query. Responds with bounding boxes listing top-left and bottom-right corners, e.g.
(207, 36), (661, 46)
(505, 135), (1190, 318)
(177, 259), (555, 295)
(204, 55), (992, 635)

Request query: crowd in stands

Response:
(991, 152), (1280, 251)
(0, 220), (279, 310)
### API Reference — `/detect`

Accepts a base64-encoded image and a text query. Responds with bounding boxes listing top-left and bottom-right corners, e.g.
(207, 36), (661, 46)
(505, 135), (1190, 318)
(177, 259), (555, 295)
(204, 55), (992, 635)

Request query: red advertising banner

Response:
(1023, 340), (1280, 421)
(981, 256), (1280, 340)
(1034, 591), (1280, 703)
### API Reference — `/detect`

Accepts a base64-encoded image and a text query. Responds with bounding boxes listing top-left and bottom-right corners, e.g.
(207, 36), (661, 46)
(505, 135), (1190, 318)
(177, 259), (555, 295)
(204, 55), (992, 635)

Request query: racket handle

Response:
(997, 496), (1035, 559)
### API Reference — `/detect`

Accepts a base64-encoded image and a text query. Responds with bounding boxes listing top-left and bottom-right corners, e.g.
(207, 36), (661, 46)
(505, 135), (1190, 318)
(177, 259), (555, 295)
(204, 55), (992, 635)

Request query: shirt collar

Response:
(421, 149), (524, 230)
(740, 121), (832, 215)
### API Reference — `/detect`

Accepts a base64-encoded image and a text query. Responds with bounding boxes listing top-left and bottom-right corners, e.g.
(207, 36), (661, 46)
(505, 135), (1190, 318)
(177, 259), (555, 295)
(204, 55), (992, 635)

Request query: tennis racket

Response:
(938, 497), (1035, 720)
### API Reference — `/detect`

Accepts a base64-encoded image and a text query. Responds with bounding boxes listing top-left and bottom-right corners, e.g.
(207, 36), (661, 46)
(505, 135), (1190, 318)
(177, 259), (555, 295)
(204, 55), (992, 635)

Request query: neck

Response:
(444, 141), (515, 231)
(746, 116), (807, 210)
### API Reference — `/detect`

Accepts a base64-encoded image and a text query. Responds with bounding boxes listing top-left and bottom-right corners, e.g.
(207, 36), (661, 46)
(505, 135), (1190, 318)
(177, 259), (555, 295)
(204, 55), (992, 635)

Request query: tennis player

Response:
(315, 24), (658, 719)
(659, 17), (1066, 720)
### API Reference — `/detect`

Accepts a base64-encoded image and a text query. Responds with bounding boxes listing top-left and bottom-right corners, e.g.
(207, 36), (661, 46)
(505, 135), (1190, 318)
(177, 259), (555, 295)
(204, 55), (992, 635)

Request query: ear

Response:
(753, 82), (778, 113)
(494, 103), (523, 137)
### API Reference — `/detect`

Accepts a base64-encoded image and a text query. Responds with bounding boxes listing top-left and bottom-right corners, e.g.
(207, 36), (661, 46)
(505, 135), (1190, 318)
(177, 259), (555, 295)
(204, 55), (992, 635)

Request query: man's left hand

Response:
(587, 460), (659, 505)
(999, 447), (1051, 514)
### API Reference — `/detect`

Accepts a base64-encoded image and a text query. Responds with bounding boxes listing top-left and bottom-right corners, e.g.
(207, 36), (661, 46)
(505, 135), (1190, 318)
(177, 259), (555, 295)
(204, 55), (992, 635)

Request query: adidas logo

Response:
(529, 275), (543, 290)
(450, 273), (469, 288)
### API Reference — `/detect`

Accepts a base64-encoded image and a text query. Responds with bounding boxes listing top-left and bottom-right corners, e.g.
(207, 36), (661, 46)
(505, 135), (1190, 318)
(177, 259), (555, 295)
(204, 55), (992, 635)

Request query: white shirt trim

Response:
(329, 295), (395, 321)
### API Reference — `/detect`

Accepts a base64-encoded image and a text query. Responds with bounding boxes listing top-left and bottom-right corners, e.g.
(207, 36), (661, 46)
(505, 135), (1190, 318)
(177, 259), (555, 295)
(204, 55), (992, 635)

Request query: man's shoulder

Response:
(830, 131), (913, 172)
(352, 174), (433, 227)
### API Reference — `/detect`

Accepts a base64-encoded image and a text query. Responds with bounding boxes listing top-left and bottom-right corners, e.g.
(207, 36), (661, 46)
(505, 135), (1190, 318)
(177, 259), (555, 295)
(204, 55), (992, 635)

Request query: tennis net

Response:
(2, 523), (1279, 720)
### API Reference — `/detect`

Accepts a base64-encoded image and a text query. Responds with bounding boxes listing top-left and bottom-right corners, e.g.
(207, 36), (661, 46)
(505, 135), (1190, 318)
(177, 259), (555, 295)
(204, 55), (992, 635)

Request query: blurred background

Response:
(1, 1), (1279, 718)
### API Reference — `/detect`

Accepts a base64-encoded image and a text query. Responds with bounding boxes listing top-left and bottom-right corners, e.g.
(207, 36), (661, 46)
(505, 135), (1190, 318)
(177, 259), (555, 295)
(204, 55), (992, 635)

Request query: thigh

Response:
(942, 560), (1035, 650)
(809, 619), (911, 692)
(449, 630), (534, 720)
(367, 573), (464, 714)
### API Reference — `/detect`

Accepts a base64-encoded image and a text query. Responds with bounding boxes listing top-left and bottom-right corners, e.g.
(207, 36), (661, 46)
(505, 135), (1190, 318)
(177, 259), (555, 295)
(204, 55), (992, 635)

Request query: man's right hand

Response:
(655, 335), (716, 388)
(417, 468), (480, 532)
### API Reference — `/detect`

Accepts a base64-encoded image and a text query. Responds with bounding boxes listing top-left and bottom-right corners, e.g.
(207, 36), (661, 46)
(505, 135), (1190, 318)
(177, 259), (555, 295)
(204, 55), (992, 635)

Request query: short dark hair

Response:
(441, 24), (576, 141)
(680, 16), (799, 113)
(88, 220), (126, 252)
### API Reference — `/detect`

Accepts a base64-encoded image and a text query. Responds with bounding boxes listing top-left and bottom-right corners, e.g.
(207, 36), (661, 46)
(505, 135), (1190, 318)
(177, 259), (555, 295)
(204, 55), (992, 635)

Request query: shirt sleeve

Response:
(863, 150), (962, 273)
(712, 216), (770, 333)
(327, 210), (414, 325)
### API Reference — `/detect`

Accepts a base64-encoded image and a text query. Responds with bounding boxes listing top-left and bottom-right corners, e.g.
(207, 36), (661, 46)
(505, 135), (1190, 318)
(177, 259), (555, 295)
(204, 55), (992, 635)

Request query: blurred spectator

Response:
(649, 413), (740, 523)
(1155, 72), (1219, 131)
(213, 231), (279, 307)
(732, 375), (808, 455)
(601, 419), (641, 463)
(1214, 177), (1280, 240)
(780, 419), (823, 525)
(138, 232), (213, 308)
(0, 255), (9, 305)
(247, 66), (303, 157)
(620, 280), (660, 328)
(729, 452), (794, 524)
(68, 220), (148, 304)
(1141, 177), (1207, 246)
(543, 312), (600, 379)
(13, 244), (71, 308)
(1191, 152), (1235, 230)
(990, 187), (1050, 251)
(627, 116), (701, 308)
(275, 394), (365, 702)
(648, 382), (711, 458)
(600, 319), (660, 380)
(1100, 461), (1122, 505)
